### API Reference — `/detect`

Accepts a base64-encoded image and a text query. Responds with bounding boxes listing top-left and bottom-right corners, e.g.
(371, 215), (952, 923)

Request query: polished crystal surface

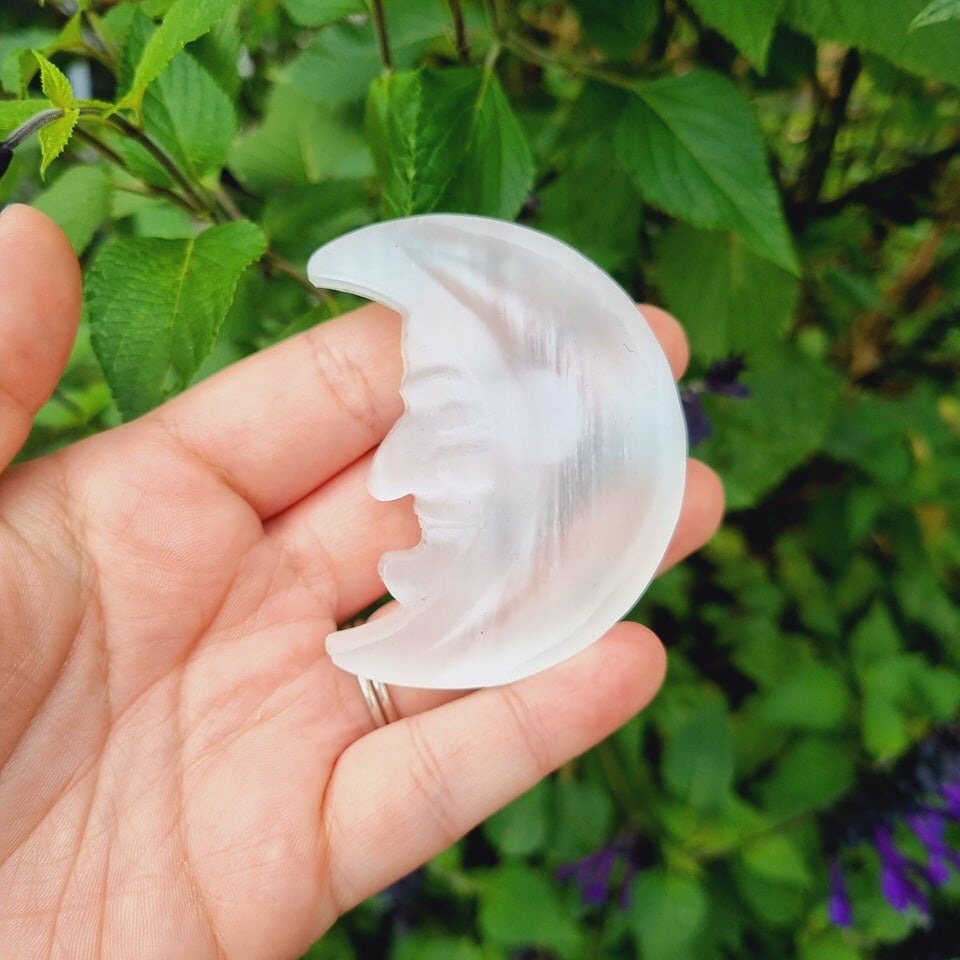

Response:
(308, 215), (687, 689)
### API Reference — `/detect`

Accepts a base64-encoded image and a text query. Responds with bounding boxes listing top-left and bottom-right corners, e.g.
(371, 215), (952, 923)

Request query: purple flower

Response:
(828, 858), (853, 927)
(681, 389), (713, 445)
(942, 779), (960, 821)
(704, 356), (750, 398)
(557, 844), (617, 906)
(557, 839), (635, 908)
(874, 826), (930, 915)
(680, 355), (750, 447)
(909, 812), (960, 886)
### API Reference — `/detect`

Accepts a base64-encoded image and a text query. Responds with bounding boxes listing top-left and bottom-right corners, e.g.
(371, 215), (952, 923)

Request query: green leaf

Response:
(27, 54), (77, 176)
(32, 165), (112, 254)
(121, 52), (236, 185)
(282, 0), (364, 27)
(698, 343), (842, 509)
(33, 52), (74, 109)
(656, 224), (797, 363)
(911, 0), (960, 29)
(43, 8), (88, 59)
(262, 180), (373, 265)
(629, 870), (708, 960)
(798, 931), (863, 960)
(912, 663), (960, 720)
(551, 779), (615, 861)
(662, 698), (734, 812)
(482, 781), (550, 857)
(37, 110), (79, 177)
(754, 663), (851, 731)
(301, 923), (355, 960)
(758, 737), (856, 816)
(686, 0), (785, 72)
(117, 8), (155, 100)
(850, 601), (902, 679)
(229, 81), (372, 189)
(733, 861), (807, 926)
(366, 67), (535, 219)
(536, 133), (642, 275)
(0, 29), (58, 93)
(740, 833), (813, 889)
(570, 0), (659, 60)
(285, 5), (449, 106)
(615, 69), (797, 273)
(393, 935), (488, 960)
(86, 220), (267, 420)
(823, 393), (913, 485)
(477, 864), (583, 959)
(782, 0), (960, 87)
(188, 8), (243, 98)
(111, 191), (195, 239)
(862, 688), (909, 760)
(119, 0), (240, 111)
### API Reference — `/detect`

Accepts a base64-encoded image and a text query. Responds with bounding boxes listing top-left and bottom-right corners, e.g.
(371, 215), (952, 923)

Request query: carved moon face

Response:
(308, 215), (686, 689)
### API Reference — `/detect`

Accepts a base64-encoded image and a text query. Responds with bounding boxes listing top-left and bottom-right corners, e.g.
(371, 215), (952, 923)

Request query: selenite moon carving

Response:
(307, 215), (687, 690)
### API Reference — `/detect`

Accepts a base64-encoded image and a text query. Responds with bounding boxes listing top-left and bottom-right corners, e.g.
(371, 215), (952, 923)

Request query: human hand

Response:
(0, 206), (723, 960)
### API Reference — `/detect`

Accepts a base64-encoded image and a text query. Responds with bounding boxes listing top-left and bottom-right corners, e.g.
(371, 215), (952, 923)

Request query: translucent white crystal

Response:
(308, 215), (686, 689)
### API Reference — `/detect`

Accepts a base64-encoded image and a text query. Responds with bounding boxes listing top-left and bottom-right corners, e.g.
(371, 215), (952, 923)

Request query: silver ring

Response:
(358, 676), (399, 727)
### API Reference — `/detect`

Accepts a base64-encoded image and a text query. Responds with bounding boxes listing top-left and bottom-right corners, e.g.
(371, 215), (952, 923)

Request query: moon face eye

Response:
(308, 215), (687, 690)
(435, 440), (494, 494)
(435, 399), (474, 435)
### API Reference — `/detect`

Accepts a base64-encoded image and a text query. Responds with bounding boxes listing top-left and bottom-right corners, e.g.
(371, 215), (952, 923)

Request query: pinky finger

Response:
(320, 621), (666, 913)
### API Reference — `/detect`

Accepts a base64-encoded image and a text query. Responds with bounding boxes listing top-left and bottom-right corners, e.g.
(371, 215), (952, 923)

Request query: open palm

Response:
(0, 206), (723, 960)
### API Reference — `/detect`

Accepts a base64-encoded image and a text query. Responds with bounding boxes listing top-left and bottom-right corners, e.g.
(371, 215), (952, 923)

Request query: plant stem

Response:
(5, 98), (336, 311)
(501, 33), (638, 91)
(596, 741), (644, 822)
(368, 0), (393, 70)
(447, 0), (470, 64)
(74, 127), (201, 216)
(791, 48), (861, 211)
(1, 108), (66, 151)
(483, 0), (501, 34)
(99, 112), (210, 214)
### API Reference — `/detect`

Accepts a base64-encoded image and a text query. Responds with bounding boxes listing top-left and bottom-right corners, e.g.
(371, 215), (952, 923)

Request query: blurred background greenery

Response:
(1, 0), (959, 957)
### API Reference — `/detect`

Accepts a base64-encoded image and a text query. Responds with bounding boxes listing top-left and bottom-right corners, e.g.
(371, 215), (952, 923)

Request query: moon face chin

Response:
(308, 214), (687, 690)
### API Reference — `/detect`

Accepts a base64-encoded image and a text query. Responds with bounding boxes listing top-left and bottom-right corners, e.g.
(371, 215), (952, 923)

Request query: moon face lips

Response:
(308, 215), (687, 690)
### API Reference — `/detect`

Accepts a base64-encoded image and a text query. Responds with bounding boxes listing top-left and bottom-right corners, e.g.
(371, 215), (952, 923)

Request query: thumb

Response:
(0, 204), (81, 471)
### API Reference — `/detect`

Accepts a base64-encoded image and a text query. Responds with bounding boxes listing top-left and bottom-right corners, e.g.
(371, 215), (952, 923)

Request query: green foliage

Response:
(656, 224), (798, 362)
(782, 0), (960, 85)
(910, 0), (960, 29)
(477, 864), (583, 958)
(685, 0), (784, 72)
(615, 69), (798, 273)
(86, 221), (266, 419)
(33, 165), (112, 254)
(1, 0), (958, 956)
(662, 698), (735, 812)
(629, 870), (708, 960)
(698, 344), (842, 508)
(122, 50), (237, 185)
(367, 67), (534, 219)
(281, 0), (365, 28)
(119, 0), (240, 111)
(33, 52), (77, 175)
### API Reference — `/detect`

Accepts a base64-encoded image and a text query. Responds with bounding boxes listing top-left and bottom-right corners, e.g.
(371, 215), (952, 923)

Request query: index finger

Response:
(147, 301), (689, 520)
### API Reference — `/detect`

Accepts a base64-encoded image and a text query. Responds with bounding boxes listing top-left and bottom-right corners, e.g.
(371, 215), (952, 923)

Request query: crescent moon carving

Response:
(307, 215), (687, 689)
